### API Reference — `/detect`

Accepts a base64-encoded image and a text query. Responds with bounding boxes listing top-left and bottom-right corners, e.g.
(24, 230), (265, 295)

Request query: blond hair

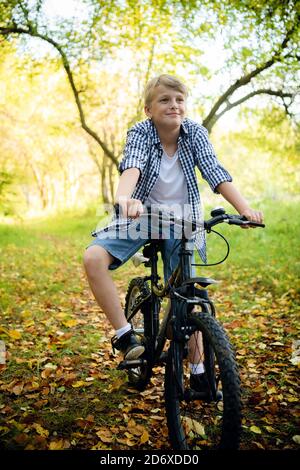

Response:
(144, 74), (188, 108)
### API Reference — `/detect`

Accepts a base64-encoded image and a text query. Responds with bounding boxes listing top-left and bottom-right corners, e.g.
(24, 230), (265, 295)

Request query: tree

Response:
(0, 0), (299, 210)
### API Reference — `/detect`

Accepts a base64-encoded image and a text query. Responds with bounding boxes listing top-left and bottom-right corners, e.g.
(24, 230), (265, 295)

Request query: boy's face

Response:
(144, 85), (186, 129)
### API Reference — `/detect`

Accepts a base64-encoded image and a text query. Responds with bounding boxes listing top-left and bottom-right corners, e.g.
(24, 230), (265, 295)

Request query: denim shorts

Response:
(87, 219), (195, 282)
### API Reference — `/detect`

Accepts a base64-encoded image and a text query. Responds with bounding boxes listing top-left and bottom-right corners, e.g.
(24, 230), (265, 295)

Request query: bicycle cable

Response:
(166, 228), (230, 294)
(192, 229), (230, 267)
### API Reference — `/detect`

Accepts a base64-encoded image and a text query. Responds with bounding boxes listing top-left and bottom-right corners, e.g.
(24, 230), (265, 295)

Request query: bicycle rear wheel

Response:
(124, 277), (153, 391)
(165, 311), (241, 450)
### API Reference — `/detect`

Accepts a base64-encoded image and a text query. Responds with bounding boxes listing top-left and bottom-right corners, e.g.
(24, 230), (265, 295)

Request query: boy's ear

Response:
(144, 105), (152, 118)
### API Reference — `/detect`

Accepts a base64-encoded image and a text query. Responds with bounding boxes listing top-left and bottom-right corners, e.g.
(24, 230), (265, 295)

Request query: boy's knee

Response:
(83, 245), (111, 271)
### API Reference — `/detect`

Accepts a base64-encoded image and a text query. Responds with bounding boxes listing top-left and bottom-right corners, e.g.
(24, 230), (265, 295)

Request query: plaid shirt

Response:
(93, 118), (232, 262)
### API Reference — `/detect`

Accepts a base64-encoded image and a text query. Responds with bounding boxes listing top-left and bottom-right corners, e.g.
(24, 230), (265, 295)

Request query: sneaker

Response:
(190, 372), (211, 397)
(111, 329), (145, 360)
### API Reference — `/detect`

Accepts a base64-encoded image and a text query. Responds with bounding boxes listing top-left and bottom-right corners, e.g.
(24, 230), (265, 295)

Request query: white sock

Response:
(189, 362), (205, 375)
(115, 323), (131, 339)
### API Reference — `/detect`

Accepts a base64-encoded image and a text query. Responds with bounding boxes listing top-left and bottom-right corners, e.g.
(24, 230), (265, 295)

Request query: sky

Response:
(20, 0), (259, 130)
(42, 0), (91, 22)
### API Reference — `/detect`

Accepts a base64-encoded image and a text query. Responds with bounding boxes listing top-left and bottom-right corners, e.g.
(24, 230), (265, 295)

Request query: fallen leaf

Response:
(140, 429), (149, 444)
(183, 416), (205, 437)
(265, 426), (276, 433)
(32, 423), (49, 437)
(49, 439), (64, 450)
(253, 441), (265, 449)
(96, 429), (113, 443)
(8, 330), (22, 340)
(72, 380), (86, 388)
(62, 319), (78, 328)
(250, 425), (262, 434)
(12, 382), (24, 395)
(44, 363), (57, 370)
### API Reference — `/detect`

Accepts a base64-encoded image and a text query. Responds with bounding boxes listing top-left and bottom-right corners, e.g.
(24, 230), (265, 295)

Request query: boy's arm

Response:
(115, 168), (144, 218)
(217, 181), (263, 224)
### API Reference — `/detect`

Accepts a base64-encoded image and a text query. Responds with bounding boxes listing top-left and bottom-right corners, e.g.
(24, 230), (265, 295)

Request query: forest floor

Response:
(0, 201), (299, 452)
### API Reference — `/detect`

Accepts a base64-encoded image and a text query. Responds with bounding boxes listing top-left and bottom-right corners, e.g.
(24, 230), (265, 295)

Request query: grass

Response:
(0, 198), (299, 450)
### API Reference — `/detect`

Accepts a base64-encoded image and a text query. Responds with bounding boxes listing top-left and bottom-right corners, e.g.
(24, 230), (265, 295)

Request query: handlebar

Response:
(113, 203), (265, 233)
(204, 213), (265, 231)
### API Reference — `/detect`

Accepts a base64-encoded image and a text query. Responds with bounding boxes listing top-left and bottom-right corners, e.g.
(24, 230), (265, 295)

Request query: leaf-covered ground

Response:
(0, 204), (299, 451)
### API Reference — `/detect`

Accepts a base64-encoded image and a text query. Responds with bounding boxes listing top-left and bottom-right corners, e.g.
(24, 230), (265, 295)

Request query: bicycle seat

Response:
(182, 277), (218, 287)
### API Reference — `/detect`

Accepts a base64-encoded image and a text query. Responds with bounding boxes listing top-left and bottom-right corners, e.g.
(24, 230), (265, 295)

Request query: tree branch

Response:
(215, 89), (294, 122)
(0, 25), (119, 167)
(202, 21), (298, 132)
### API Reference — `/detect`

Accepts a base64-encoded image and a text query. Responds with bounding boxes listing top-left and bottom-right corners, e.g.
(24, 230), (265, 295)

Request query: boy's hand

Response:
(117, 197), (144, 219)
(240, 208), (264, 229)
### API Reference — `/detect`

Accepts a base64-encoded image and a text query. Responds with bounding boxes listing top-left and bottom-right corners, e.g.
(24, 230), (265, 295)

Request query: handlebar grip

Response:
(240, 216), (265, 228)
(244, 221), (265, 228)
(228, 219), (265, 227)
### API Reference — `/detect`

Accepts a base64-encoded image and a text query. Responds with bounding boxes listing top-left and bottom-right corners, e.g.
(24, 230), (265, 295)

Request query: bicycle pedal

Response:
(117, 358), (147, 370)
(184, 388), (214, 403)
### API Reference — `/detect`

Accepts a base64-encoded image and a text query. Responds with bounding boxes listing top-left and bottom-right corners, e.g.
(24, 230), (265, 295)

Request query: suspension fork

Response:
(149, 243), (161, 352)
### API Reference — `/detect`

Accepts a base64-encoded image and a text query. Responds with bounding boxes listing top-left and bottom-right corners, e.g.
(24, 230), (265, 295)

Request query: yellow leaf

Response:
(8, 330), (22, 340)
(49, 439), (64, 450)
(140, 430), (149, 444)
(32, 423), (49, 437)
(96, 429), (113, 443)
(265, 426), (276, 433)
(62, 319), (78, 328)
(267, 387), (277, 395)
(250, 425), (262, 434)
(20, 310), (32, 318)
(183, 416), (205, 437)
(292, 435), (300, 444)
(287, 397), (298, 402)
(253, 441), (265, 449)
(0, 326), (9, 335)
(72, 380), (86, 388)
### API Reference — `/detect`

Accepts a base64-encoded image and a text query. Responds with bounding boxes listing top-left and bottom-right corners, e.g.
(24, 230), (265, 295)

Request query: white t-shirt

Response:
(145, 149), (189, 218)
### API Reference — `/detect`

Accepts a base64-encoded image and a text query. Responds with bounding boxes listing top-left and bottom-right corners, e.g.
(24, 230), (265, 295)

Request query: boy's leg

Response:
(83, 227), (148, 359)
(83, 245), (127, 330)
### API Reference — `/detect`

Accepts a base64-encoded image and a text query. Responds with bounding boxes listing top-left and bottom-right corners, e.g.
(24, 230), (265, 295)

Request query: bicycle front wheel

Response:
(165, 311), (241, 450)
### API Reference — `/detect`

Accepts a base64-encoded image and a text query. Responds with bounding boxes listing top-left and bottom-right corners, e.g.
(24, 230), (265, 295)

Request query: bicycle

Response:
(116, 206), (265, 450)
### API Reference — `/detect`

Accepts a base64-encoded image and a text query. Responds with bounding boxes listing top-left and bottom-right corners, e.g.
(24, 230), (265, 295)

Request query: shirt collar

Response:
(149, 118), (188, 146)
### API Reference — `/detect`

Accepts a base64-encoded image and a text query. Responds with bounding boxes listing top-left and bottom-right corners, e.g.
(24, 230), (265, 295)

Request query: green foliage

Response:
(211, 105), (300, 197)
(0, 171), (15, 216)
(0, 0), (299, 217)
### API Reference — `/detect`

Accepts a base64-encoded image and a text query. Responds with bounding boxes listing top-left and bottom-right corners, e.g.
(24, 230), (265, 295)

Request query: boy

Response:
(83, 74), (263, 371)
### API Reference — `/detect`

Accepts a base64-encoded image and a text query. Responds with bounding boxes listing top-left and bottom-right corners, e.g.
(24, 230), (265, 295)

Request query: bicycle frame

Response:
(143, 232), (196, 366)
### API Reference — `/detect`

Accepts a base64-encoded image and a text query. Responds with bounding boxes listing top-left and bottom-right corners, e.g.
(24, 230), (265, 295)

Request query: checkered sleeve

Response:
(194, 125), (232, 193)
(118, 129), (149, 175)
